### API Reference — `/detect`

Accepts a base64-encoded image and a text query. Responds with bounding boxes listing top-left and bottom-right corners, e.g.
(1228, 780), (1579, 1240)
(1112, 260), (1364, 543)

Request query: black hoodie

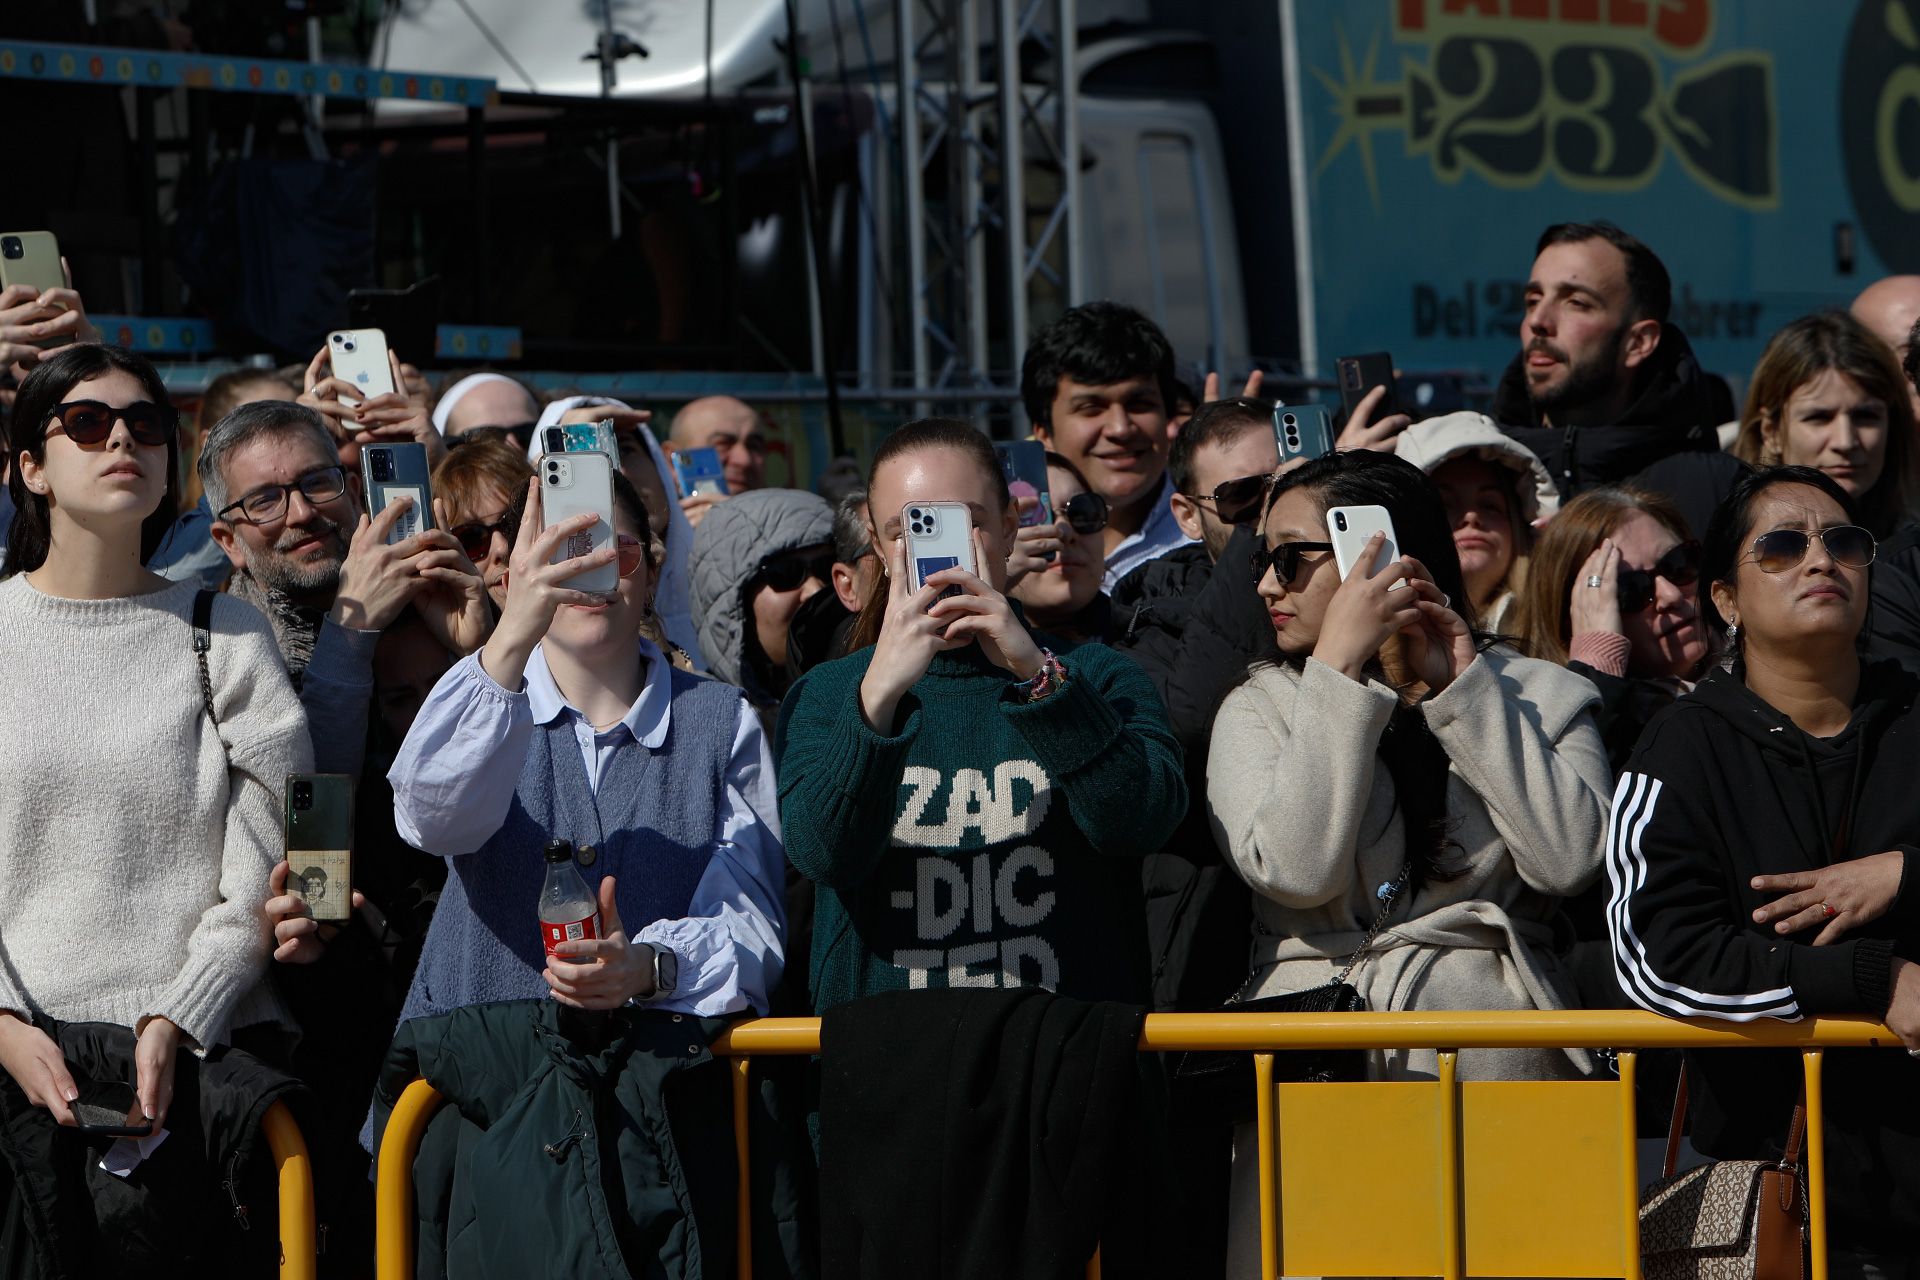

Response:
(1609, 661), (1920, 1249)
(1491, 325), (1744, 539)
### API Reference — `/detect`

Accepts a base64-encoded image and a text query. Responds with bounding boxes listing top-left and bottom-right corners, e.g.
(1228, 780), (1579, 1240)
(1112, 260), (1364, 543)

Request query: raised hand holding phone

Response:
(480, 477), (621, 691)
(927, 525), (1045, 681)
(1313, 532), (1427, 683)
(1394, 554), (1474, 694)
(857, 534), (967, 733)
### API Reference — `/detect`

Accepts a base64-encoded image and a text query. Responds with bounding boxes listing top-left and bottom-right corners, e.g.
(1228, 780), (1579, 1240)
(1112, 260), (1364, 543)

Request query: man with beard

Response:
(1493, 221), (1742, 539)
(200, 400), (490, 777)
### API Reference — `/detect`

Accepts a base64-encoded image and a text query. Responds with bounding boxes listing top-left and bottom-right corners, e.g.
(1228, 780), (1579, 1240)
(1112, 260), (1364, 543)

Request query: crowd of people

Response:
(2, 217), (1919, 1276)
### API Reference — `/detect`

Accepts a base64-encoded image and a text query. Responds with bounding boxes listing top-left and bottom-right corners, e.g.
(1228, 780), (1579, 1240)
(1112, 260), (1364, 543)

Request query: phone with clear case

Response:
(539, 450), (618, 594)
(903, 502), (978, 601)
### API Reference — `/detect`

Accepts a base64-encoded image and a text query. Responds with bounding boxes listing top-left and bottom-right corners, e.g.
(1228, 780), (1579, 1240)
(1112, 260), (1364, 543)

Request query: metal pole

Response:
(959, 0), (989, 382)
(897, 0), (931, 393)
(1058, 0), (1081, 306)
(468, 104), (491, 317)
(1279, 0), (1319, 376)
(997, 0), (1028, 383)
(797, 78), (827, 378)
(599, 0), (623, 240)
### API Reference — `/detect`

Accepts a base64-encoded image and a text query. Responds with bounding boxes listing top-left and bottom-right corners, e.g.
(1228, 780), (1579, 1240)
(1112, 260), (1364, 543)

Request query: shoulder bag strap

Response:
(1662, 1063), (1689, 1179)
(192, 589), (219, 729)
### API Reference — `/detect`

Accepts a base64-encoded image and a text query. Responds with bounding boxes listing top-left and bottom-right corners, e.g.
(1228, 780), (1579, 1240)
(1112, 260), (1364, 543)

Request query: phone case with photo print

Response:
(284, 773), (354, 923)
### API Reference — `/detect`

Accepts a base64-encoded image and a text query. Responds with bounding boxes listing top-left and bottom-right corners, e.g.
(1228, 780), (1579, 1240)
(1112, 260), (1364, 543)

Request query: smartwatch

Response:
(646, 944), (679, 1001)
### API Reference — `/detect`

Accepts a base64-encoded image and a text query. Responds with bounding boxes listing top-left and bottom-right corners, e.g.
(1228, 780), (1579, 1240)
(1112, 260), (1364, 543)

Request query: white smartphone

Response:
(1328, 504), (1403, 588)
(326, 327), (397, 408)
(902, 501), (978, 600)
(540, 450), (618, 594)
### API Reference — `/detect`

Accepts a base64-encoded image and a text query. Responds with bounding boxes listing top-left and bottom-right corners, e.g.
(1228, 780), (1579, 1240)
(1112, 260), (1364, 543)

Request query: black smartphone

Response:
(285, 774), (355, 923)
(359, 443), (436, 547)
(1336, 352), (1398, 421)
(73, 1080), (152, 1137)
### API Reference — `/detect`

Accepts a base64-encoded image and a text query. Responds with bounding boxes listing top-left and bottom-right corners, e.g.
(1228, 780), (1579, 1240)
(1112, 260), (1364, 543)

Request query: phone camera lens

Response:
(1335, 512), (1348, 531)
(0, 237), (20, 260)
(292, 781), (313, 811)
(546, 474), (559, 485)
(1282, 414), (1296, 428)
(341, 338), (356, 353)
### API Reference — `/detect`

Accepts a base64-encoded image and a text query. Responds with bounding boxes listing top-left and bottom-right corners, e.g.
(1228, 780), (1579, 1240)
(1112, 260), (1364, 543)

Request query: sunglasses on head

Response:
(1061, 491), (1109, 535)
(449, 510), (522, 561)
(1616, 540), (1701, 614)
(1250, 538), (1334, 585)
(44, 399), (177, 448)
(1192, 473), (1272, 526)
(756, 549), (834, 592)
(1744, 525), (1877, 574)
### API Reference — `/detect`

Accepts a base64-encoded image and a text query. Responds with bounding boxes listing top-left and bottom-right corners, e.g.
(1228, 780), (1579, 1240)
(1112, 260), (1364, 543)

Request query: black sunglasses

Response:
(1250, 539), (1334, 585)
(1190, 473), (1272, 527)
(45, 399), (178, 448)
(1745, 525), (1877, 574)
(1062, 491), (1109, 535)
(756, 549), (835, 592)
(449, 510), (521, 561)
(1617, 540), (1701, 614)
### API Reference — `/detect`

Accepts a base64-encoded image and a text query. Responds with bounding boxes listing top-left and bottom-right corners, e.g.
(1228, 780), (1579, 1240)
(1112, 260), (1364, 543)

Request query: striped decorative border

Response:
(0, 39), (494, 106)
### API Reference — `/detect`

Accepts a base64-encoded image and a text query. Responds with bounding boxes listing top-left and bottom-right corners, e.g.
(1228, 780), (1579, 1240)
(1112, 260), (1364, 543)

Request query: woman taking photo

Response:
(1512, 485), (1711, 770)
(0, 345), (310, 1129)
(1609, 465), (1920, 1269)
(1209, 450), (1611, 1270)
(1006, 452), (1113, 643)
(1730, 309), (1920, 671)
(1394, 411), (1559, 631)
(776, 417), (1186, 1011)
(386, 471), (785, 1028)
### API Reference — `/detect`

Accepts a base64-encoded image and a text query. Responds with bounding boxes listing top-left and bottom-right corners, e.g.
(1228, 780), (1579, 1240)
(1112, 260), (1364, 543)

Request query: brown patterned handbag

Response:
(1639, 1067), (1806, 1280)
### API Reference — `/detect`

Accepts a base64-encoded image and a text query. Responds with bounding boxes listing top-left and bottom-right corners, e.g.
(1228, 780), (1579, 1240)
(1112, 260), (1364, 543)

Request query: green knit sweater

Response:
(774, 634), (1187, 1013)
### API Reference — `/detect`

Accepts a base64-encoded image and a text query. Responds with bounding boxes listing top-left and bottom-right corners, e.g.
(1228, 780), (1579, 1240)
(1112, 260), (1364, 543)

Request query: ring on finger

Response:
(1585, 574), (1604, 588)
(1818, 901), (1838, 921)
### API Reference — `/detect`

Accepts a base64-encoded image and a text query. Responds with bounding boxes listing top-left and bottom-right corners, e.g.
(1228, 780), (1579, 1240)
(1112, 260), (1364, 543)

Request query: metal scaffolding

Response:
(893, 0), (1080, 406)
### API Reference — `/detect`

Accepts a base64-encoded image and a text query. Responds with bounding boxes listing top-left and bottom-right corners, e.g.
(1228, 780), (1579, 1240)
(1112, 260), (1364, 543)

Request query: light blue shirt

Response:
(1103, 472), (1197, 592)
(390, 640), (786, 1016)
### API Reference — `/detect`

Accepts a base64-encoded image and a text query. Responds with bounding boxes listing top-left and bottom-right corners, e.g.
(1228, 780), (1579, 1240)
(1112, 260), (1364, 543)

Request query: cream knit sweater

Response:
(0, 575), (312, 1048)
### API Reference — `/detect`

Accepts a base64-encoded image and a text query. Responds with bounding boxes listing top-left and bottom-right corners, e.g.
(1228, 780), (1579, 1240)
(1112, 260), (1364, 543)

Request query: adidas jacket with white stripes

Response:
(1609, 660), (1920, 1249)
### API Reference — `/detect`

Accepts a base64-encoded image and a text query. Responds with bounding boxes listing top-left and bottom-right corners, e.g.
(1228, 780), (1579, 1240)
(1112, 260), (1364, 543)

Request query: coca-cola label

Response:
(541, 913), (600, 958)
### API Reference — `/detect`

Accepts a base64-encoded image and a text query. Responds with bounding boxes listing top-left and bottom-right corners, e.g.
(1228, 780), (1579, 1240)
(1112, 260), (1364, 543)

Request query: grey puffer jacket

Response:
(689, 488), (835, 699)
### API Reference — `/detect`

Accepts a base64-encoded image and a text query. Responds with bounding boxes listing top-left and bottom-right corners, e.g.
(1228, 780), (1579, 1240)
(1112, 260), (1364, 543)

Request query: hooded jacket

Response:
(1608, 662), (1920, 1249)
(1396, 412), (1560, 631)
(1491, 325), (1744, 539)
(688, 489), (835, 704)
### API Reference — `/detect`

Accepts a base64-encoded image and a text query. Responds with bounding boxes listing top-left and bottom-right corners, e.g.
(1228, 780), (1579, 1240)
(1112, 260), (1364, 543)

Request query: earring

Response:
(1727, 622), (1739, 646)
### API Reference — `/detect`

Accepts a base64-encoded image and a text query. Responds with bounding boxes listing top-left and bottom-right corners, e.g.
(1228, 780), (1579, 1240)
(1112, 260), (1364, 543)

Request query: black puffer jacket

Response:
(0, 1018), (311, 1279)
(1112, 529), (1276, 1011)
(1491, 325), (1744, 539)
(1869, 523), (1920, 677)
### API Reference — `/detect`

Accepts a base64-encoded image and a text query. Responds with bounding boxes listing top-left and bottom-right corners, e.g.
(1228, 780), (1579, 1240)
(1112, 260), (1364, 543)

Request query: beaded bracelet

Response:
(1015, 648), (1067, 701)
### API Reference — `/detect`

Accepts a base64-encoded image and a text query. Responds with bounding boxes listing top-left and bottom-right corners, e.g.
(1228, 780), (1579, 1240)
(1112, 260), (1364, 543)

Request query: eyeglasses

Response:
(755, 549), (835, 592)
(1189, 473), (1272, 527)
(1744, 525), (1877, 574)
(449, 510), (521, 561)
(1617, 540), (1702, 613)
(219, 465), (349, 526)
(1250, 539), (1334, 585)
(616, 533), (647, 579)
(44, 399), (178, 448)
(1062, 491), (1109, 535)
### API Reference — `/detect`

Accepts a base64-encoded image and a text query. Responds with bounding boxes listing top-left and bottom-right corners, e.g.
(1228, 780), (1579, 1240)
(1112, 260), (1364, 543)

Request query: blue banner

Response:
(1293, 0), (1907, 386)
(0, 40), (493, 106)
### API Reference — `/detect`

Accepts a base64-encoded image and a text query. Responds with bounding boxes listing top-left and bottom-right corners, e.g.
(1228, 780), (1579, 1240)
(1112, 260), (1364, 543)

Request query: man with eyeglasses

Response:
(199, 400), (490, 779)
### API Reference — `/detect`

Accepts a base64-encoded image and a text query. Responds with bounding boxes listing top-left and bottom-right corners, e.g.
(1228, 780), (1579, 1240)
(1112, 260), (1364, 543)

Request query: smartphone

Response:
(1328, 504), (1403, 589)
(73, 1079), (152, 1138)
(671, 447), (729, 499)
(903, 502), (978, 602)
(360, 443), (435, 546)
(541, 419), (618, 458)
(994, 440), (1054, 528)
(1274, 404), (1336, 464)
(0, 232), (67, 349)
(541, 450), (618, 594)
(284, 774), (354, 924)
(326, 327), (397, 408)
(1336, 352), (1398, 422)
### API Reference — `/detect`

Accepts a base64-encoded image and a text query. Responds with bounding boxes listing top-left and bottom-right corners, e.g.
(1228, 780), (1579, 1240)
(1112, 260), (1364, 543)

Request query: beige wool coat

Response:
(1207, 647), (1611, 1083)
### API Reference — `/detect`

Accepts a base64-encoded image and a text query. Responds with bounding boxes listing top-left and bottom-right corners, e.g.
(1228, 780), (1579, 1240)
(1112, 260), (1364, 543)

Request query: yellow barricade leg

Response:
(262, 1099), (315, 1280)
(376, 1080), (446, 1280)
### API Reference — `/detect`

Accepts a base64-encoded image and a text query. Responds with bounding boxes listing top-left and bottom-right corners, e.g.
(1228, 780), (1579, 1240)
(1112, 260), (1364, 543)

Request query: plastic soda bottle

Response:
(538, 839), (601, 958)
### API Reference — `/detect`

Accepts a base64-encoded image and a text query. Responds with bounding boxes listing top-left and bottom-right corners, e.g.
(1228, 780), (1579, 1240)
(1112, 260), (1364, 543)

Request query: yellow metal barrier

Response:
(373, 1011), (1901, 1280)
(260, 1098), (317, 1280)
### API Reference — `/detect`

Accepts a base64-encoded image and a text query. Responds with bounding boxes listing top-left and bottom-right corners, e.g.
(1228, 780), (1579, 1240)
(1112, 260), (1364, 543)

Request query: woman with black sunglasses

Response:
(1512, 485), (1711, 771)
(1008, 452), (1114, 642)
(1210, 450), (1611, 1270)
(1608, 465), (1920, 1270)
(0, 346), (311, 1136)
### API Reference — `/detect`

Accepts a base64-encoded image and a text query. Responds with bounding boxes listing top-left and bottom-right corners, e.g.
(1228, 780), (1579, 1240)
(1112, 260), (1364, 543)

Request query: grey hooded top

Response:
(688, 488), (835, 699)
